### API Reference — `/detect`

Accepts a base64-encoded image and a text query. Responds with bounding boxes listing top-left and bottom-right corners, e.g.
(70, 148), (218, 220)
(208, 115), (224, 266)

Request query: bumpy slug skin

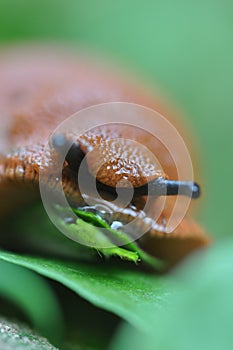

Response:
(0, 44), (210, 267)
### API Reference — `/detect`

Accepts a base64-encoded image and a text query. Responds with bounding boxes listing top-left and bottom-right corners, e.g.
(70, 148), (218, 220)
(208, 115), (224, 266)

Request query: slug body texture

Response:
(0, 44), (209, 266)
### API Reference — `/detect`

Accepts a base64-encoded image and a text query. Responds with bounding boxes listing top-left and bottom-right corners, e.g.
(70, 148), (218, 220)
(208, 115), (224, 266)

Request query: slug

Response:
(0, 44), (209, 266)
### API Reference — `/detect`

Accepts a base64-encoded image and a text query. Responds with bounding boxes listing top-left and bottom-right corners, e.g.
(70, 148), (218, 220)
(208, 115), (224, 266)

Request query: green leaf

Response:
(111, 238), (233, 350)
(61, 206), (164, 269)
(5, 202), (96, 262)
(72, 209), (110, 228)
(0, 250), (172, 332)
(0, 261), (63, 347)
(0, 317), (58, 350)
(7, 202), (164, 270)
(59, 215), (140, 263)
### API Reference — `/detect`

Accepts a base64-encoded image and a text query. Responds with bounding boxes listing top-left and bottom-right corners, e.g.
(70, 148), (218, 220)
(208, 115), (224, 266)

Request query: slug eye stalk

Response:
(96, 178), (200, 199)
(52, 135), (201, 199)
(134, 178), (201, 199)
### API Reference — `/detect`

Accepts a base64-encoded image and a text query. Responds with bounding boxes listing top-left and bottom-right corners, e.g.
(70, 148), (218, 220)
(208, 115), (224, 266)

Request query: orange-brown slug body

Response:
(0, 44), (209, 266)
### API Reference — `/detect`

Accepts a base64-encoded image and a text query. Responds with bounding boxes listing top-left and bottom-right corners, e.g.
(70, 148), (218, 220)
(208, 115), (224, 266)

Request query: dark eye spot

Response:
(52, 134), (69, 150)
(52, 134), (85, 172)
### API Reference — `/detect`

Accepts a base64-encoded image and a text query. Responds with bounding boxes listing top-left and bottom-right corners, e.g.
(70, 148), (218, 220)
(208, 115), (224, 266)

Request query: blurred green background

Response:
(0, 0), (232, 238)
(0, 2), (233, 349)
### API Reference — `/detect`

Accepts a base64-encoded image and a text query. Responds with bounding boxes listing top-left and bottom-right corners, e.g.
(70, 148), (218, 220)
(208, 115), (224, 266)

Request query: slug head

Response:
(52, 131), (201, 200)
